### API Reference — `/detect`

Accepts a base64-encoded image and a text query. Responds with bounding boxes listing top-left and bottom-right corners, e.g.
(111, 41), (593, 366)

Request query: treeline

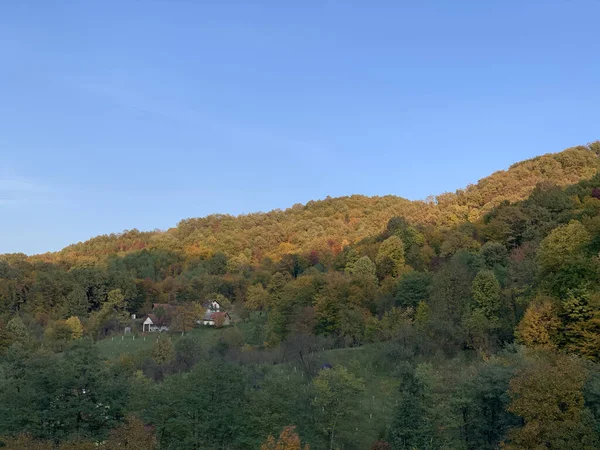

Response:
(2, 339), (600, 449)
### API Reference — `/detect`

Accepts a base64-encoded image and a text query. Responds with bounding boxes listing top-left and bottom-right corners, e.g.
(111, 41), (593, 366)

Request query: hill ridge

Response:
(21, 143), (600, 262)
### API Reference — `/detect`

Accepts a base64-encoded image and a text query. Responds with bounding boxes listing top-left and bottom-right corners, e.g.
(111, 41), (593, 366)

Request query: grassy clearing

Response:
(258, 343), (398, 448)
(95, 326), (227, 360)
(97, 328), (398, 447)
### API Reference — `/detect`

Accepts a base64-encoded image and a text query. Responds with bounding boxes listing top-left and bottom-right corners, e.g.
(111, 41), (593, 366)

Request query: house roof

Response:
(202, 311), (230, 321)
(144, 313), (169, 326)
(203, 299), (221, 309)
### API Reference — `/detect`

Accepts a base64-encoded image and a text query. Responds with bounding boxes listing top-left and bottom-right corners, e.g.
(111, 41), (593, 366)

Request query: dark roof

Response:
(147, 314), (158, 323)
(145, 313), (169, 326)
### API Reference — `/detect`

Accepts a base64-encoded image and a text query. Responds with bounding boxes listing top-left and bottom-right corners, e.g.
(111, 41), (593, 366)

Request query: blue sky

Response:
(1, 1), (599, 255)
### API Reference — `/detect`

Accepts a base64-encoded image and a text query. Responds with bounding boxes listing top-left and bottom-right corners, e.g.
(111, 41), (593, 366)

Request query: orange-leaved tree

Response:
(261, 426), (309, 450)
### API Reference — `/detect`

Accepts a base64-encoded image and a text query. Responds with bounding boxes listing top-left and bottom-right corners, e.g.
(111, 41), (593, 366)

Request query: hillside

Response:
(5, 141), (600, 449)
(47, 144), (599, 264)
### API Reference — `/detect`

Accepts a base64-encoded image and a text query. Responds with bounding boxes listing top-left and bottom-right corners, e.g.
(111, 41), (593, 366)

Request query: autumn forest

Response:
(2, 142), (600, 449)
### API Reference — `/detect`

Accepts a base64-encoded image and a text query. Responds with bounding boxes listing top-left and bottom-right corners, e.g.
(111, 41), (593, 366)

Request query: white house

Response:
(198, 300), (231, 326)
(201, 310), (231, 326)
(142, 314), (169, 332)
(207, 300), (221, 311)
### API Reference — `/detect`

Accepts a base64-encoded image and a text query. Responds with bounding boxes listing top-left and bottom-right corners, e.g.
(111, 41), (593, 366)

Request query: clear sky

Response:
(1, 1), (599, 255)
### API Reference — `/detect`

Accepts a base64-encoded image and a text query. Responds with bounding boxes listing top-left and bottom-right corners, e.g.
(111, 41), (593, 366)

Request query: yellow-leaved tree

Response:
(516, 299), (560, 350)
(65, 316), (84, 339)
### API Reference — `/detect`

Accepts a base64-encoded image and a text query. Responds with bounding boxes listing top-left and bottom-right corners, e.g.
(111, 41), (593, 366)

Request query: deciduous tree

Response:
(516, 300), (560, 349)
(261, 426), (309, 450)
(503, 353), (598, 450)
(151, 336), (175, 365)
(313, 366), (363, 450)
(65, 316), (84, 339)
(104, 416), (157, 450)
(6, 316), (28, 343)
(376, 236), (405, 277)
(471, 270), (501, 319)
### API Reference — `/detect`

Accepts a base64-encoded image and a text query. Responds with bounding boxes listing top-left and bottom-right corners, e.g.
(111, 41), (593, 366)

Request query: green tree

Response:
(376, 236), (405, 277)
(440, 231), (481, 257)
(174, 335), (204, 370)
(313, 366), (364, 450)
(152, 336), (175, 365)
(480, 241), (508, 269)
(0, 340), (129, 442)
(388, 363), (431, 450)
(537, 220), (592, 294)
(351, 256), (377, 279)
(427, 253), (476, 350)
(91, 288), (129, 336)
(471, 270), (501, 319)
(44, 319), (74, 350)
(457, 359), (517, 450)
(6, 316), (29, 344)
(245, 284), (271, 313)
(314, 294), (340, 336)
(65, 285), (90, 317)
(395, 271), (432, 308)
(105, 289), (129, 321)
(503, 353), (599, 450)
(414, 300), (430, 330)
(343, 248), (360, 274)
(144, 361), (254, 449)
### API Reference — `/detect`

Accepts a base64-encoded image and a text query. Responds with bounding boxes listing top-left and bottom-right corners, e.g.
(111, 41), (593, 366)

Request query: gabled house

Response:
(141, 303), (175, 332)
(205, 300), (222, 312)
(142, 314), (170, 332)
(201, 310), (232, 327)
(199, 299), (231, 326)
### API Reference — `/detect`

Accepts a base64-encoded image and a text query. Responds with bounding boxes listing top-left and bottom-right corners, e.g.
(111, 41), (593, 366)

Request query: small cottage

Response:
(201, 310), (232, 326)
(199, 299), (231, 326)
(142, 314), (170, 332)
(141, 303), (174, 332)
(205, 300), (222, 312)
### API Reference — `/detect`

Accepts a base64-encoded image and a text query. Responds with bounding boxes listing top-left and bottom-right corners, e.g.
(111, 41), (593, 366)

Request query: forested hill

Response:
(45, 143), (599, 264)
(5, 141), (600, 449)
